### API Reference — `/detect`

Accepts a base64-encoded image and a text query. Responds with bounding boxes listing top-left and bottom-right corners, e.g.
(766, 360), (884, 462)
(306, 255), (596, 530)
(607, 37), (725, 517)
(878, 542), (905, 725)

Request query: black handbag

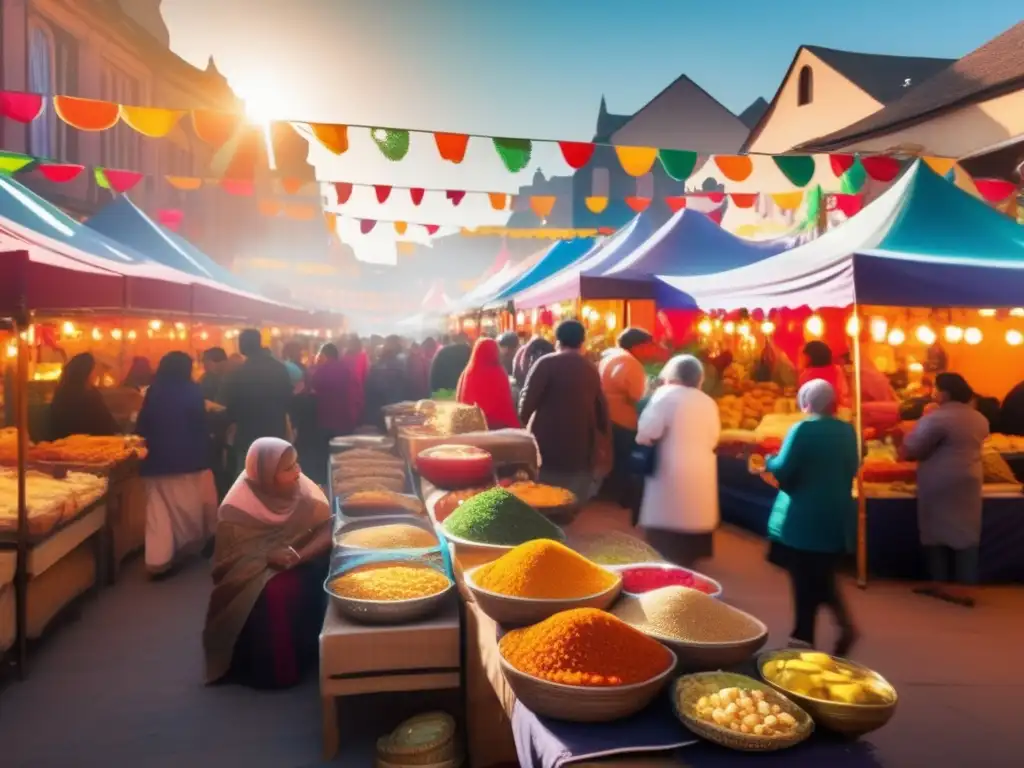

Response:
(629, 442), (659, 477)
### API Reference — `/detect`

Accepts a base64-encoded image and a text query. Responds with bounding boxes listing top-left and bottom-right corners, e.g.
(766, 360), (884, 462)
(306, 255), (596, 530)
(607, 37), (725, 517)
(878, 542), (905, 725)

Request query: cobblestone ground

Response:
(1, 504), (1021, 767)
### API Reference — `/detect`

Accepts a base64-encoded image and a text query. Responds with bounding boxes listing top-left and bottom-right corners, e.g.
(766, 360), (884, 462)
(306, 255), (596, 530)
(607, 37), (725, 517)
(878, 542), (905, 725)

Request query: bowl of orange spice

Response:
(499, 608), (676, 722)
(465, 540), (621, 626)
(504, 481), (579, 525)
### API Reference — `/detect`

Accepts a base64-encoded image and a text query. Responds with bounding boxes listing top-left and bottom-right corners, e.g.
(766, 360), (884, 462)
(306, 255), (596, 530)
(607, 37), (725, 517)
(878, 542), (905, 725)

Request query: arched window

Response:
(28, 24), (56, 156)
(797, 66), (814, 106)
(591, 167), (610, 197)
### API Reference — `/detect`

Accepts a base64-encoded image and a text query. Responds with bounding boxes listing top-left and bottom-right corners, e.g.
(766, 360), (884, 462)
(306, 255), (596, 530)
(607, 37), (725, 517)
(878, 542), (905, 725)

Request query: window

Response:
(797, 66), (813, 106)
(27, 21), (78, 160)
(591, 167), (610, 197)
(636, 172), (654, 200)
(101, 65), (141, 171)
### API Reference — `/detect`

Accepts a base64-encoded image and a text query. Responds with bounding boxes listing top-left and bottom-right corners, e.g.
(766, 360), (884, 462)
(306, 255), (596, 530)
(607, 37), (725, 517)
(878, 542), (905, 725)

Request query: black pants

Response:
(772, 543), (854, 647)
(607, 425), (643, 524)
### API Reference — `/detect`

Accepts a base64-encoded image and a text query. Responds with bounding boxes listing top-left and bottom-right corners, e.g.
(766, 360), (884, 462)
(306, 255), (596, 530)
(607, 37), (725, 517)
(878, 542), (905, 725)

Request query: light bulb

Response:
(1010, 308), (1024, 317)
(91, 328), (102, 341)
(845, 316), (860, 336)
(965, 327), (982, 345)
(944, 325), (964, 343)
(915, 325), (936, 345)
(697, 319), (713, 335)
(199, 331), (209, 342)
(978, 309), (996, 317)
(723, 321), (736, 335)
(5, 343), (16, 359)
(1006, 329), (1024, 346)
(760, 321), (776, 335)
(127, 330), (137, 341)
(869, 317), (888, 343)
(515, 311), (525, 325)
(605, 313), (617, 331)
(887, 328), (905, 346)
(111, 329), (123, 341)
(531, 309), (539, 325)
(804, 315), (824, 338)
(908, 362), (924, 373)
(174, 322), (186, 331)
(552, 303), (563, 317)
(62, 321), (75, 336)
(271, 327), (281, 337)
(738, 322), (751, 337)
(149, 320), (162, 331)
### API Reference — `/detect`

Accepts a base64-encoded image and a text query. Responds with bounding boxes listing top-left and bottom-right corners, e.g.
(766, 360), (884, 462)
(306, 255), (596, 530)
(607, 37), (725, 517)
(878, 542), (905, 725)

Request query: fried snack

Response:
(332, 463), (407, 482)
(342, 490), (425, 516)
(332, 478), (406, 497)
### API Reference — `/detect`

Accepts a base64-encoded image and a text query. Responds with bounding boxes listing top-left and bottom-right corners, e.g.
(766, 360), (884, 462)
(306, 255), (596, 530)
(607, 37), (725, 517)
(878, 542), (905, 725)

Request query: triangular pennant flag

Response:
(221, 179), (254, 196)
(664, 196), (687, 213)
(0, 91), (45, 123)
(831, 194), (863, 218)
(713, 155), (753, 182)
(770, 191), (804, 211)
(409, 188), (425, 205)
(974, 178), (1017, 204)
(693, 191), (726, 204)
(529, 196), (557, 219)
(558, 141), (595, 170)
(359, 219), (377, 235)
(729, 193), (758, 208)
(394, 221), (409, 235)
(492, 138), (532, 173)
(772, 155), (816, 187)
(860, 155), (901, 182)
(374, 185), (392, 203)
(37, 163), (84, 183)
(424, 224), (440, 235)
(923, 156), (956, 176)
(334, 182), (353, 204)
(371, 128), (410, 161)
(0, 152), (35, 175)
(839, 157), (868, 194)
(488, 193), (509, 211)
(658, 150), (698, 181)
(95, 168), (143, 193)
(625, 196), (651, 213)
(310, 123), (349, 155)
(434, 132), (470, 163)
(585, 196), (608, 214)
(166, 176), (203, 191)
(446, 190), (467, 206)
(54, 96), (120, 131)
(828, 154), (856, 176)
(119, 105), (183, 138)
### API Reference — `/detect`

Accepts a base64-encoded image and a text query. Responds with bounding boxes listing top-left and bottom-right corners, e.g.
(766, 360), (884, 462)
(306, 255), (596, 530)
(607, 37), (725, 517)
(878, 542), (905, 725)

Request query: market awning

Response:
(581, 208), (793, 301)
(654, 160), (1024, 311)
(512, 215), (653, 309)
(491, 238), (595, 306)
(0, 245), (124, 315)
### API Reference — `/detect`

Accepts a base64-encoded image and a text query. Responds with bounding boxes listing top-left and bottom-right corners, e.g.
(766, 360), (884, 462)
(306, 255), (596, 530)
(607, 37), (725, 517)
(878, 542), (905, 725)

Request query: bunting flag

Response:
(559, 142), (595, 170)
(0, 152), (36, 175)
(492, 138), (532, 173)
(658, 150), (699, 181)
(119, 105), (184, 138)
(773, 155), (816, 187)
(625, 196), (651, 213)
(664, 196), (687, 213)
(529, 196), (556, 219)
(714, 155), (754, 182)
(0, 91), (44, 123)
(585, 196), (609, 214)
(371, 128), (411, 161)
(974, 178), (1018, 204)
(615, 146), (658, 177)
(435, 133), (470, 163)
(93, 167), (143, 193)
(37, 162), (84, 183)
(488, 192), (510, 211)
(54, 96), (120, 131)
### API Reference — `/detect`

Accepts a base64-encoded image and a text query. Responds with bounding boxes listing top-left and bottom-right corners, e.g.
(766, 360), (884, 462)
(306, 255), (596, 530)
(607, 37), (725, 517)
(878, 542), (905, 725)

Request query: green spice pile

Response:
(441, 487), (562, 545)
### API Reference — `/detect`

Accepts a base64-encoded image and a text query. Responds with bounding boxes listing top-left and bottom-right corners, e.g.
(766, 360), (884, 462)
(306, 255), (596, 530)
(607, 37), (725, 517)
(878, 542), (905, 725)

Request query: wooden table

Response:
(318, 597), (462, 760)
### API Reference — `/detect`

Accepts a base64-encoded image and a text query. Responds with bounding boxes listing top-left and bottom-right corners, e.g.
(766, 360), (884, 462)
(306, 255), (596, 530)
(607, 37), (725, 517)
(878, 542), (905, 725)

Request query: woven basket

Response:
(464, 566), (621, 626)
(499, 650), (676, 723)
(671, 672), (813, 752)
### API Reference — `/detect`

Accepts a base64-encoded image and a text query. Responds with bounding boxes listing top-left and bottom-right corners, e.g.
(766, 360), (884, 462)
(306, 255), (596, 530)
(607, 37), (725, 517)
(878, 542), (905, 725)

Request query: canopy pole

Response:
(852, 303), (868, 588)
(14, 311), (31, 677)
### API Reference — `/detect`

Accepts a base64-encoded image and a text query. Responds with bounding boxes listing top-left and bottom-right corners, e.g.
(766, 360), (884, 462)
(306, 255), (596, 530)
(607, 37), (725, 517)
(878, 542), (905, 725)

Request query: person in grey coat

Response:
(901, 372), (989, 607)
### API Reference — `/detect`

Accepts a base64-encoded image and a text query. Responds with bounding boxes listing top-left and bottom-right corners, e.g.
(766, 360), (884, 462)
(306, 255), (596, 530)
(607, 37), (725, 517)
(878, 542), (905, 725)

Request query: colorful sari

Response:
(203, 438), (330, 688)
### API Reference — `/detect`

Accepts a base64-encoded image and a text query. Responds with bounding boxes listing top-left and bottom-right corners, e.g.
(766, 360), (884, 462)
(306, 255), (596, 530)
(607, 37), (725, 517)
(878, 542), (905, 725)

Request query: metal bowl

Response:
(611, 562), (724, 599)
(757, 650), (898, 737)
(332, 513), (438, 549)
(324, 574), (454, 625)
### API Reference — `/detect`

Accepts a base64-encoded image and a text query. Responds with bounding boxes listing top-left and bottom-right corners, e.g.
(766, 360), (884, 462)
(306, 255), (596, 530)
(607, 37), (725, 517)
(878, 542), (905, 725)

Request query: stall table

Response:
(717, 455), (1024, 583)
(318, 593), (461, 760)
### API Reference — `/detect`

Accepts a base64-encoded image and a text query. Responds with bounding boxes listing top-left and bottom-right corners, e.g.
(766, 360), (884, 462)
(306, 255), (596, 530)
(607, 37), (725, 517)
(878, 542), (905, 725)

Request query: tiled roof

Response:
(803, 22), (1024, 149)
(806, 46), (954, 105)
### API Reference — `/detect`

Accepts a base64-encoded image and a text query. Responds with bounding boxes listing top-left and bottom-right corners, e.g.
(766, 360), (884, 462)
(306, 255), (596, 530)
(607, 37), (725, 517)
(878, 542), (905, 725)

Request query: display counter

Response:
(717, 455), (1024, 583)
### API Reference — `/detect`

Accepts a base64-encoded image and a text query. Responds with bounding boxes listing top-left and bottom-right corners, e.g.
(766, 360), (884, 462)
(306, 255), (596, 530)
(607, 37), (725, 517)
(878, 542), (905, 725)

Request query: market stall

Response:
(653, 160), (1024, 584)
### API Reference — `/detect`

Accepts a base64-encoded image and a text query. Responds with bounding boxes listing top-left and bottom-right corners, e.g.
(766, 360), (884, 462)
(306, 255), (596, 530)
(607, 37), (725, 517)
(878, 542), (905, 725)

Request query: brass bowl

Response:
(499, 648), (677, 723)
(757, 650), (898, 737)
(464, 565), (621, 626)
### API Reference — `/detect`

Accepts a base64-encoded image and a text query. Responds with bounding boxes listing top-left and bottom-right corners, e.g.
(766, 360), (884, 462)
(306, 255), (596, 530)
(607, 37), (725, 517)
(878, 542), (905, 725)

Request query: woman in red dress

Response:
(457, 337), (520, 429)
(798, 341), (850, 413)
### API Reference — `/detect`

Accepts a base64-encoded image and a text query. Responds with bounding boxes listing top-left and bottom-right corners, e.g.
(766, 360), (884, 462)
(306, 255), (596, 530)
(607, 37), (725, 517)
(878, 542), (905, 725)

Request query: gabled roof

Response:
(594, 96), (631, 142)
(741, 45), (954, 152)
(608, 75), (749, 152)
(805, 46), (954, 106)
(738, 98), (769, 130)
(803, 22), (1024, 150)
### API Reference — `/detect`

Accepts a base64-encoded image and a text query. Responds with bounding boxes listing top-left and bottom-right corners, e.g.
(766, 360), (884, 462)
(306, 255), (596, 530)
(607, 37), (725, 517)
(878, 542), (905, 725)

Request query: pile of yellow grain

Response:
(329, 564), (450, 601)
(473, 540), (617, 599)
(338, 523), (437, 550)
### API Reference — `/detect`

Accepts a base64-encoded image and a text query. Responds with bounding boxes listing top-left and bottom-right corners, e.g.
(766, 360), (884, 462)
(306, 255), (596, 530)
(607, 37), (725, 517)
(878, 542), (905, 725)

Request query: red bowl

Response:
(614, 563), (723, 598)
(416, 444), (495, 489)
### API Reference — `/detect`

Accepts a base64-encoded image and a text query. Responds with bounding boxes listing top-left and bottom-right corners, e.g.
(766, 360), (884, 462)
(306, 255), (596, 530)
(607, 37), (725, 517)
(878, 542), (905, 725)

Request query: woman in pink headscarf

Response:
(203, 438), (331, 689)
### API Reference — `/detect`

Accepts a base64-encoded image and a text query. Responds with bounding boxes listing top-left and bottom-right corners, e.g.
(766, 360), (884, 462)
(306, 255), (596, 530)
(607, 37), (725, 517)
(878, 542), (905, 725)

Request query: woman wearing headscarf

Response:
(901, 372), (988, 607)
(636, 355), (719, 565)
(457, 338), (520, 430)
(203, 438), (331, 689)
(48, 353), (120, 440)
(759, 380), (859, 653)
(122, 356), (155, 391)
(798, 341), (849, 413)
(136, 352), (218, 577)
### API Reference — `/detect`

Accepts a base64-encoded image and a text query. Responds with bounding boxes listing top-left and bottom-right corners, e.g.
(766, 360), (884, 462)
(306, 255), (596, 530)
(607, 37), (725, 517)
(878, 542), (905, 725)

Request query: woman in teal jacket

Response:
(763, 379), (860, 655)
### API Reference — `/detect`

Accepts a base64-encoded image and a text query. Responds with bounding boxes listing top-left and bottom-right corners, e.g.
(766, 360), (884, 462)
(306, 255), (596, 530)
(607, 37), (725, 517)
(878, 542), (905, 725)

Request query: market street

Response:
(1, 505), (1021, 767)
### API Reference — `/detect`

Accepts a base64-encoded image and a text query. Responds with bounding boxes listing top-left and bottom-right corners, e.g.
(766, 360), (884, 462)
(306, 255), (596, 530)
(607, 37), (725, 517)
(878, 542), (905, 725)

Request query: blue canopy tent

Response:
(577, 208), (794, 301)
(513, 214), (656, 309)
(86, 196), (253, 291)
(449, 245), (548, 313)
(488, 238), (595, 307)
(653, 160), (1024, 311)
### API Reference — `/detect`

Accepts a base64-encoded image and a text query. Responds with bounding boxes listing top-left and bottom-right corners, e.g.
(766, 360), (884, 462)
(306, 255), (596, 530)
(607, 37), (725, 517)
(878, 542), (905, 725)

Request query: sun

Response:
(238, 79), (287, 125)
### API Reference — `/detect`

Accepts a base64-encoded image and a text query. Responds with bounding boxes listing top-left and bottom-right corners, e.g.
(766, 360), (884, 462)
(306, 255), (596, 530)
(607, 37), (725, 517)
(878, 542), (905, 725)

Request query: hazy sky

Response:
(160, 0), (1019, 262)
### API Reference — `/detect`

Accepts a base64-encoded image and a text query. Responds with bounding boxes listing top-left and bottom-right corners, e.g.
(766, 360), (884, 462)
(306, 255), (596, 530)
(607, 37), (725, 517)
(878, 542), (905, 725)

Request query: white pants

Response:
(144, 470), (218, 574)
